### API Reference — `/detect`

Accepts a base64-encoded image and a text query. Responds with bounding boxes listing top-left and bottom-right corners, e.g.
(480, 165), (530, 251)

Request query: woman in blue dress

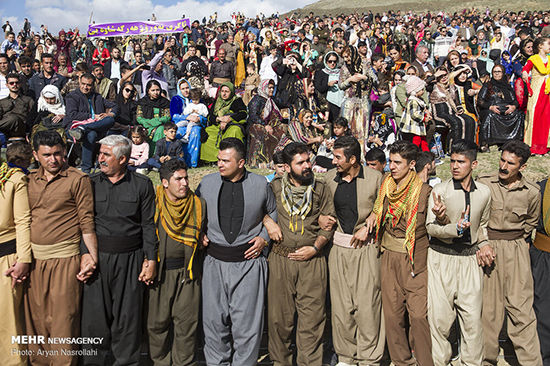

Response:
(169, 77), (205, 168)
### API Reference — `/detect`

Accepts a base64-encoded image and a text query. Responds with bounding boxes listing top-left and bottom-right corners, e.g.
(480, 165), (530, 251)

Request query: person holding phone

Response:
(426, 139), (492, 366)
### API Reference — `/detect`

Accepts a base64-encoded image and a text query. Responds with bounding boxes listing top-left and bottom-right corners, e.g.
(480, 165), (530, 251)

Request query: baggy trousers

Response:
(267, 252), (327, 366)
(531, 245), (550, 366)
(81, 249), (144, 366)
(482, 239), (542, 366)
(201, 255), (267, 366)
(328, 244), (385, 365)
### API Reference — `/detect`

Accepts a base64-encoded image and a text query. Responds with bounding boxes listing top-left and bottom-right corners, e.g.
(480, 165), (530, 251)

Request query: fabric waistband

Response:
(429, 237), (478, 256)
(212, 77), (231, 85)
(165, 257), (187, 270)
(534, 232), (550, 253)
(487, 228), (524, 241)
(31, 238), (80, 260)
(207, 242), (251, 262)
(333, 231), (355, 249)
(270, 243), (317, 257)
(97, 235), (142, 254)
(0, 239), (16, 258)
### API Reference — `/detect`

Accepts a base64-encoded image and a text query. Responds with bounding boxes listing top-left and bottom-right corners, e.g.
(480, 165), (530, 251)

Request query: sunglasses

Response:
(124, 88), (135, 93)
(327, 59), (337, 64)
(8, 81), (20, 85)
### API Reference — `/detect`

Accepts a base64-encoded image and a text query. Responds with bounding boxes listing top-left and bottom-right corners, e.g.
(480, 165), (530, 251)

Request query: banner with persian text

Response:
(87, 19), (191, 38)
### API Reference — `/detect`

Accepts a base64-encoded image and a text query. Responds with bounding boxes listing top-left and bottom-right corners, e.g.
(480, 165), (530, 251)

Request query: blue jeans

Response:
(80, 117), (115, 172)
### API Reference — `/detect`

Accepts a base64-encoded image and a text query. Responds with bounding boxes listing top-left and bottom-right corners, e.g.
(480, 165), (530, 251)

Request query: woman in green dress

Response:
(137, 80), (171, 154)
(200, 82), (248, 163)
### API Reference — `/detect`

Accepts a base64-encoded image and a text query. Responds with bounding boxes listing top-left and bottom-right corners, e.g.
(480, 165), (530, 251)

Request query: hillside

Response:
(289, 0), (549, 16)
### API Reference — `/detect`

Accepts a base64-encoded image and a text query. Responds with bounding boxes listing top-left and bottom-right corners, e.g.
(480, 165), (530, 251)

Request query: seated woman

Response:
(293, 78), (330, 125)
(477, 64), (524, 151)
(280, 109), (327, 155)
(200, 82), (247, 163)
(110, 81), (137, 136)
(32, 85), (66, 141)
(430, 67), (476, 151)
(246, 79), (287, 168)
(137, 80), (171, 154)
(169, 78), (205, 168)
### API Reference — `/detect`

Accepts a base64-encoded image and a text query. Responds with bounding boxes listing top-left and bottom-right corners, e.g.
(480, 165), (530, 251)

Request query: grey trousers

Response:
(201, 255), (267, 366)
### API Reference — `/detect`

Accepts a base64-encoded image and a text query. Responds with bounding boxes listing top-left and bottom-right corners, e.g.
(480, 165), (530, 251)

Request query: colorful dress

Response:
(523, 54), (550, 155)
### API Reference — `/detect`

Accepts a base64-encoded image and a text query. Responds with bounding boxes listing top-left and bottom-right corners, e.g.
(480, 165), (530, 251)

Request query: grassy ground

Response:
(148, 149), (550, 189)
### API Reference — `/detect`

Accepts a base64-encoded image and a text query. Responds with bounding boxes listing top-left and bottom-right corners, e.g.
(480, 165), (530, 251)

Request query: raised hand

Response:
(431, 192), (447, 221)
(457, 205), (471, 232)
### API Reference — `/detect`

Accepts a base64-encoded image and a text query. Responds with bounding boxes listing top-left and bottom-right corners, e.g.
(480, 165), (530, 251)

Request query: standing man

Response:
(532, 174), (550, 365)
(148, 159), (205, 365)
(26, 130), (98, 365)
(267, 142), (335, 366)
(426, 139), (491, 366)
(81, 135), (158, 365)
(1, 142), (32, 366)
(478, 140), (542, 366)
(324, 136), (385, 365)
(372, 140), (434, 366)
(196, 138), (276, 366)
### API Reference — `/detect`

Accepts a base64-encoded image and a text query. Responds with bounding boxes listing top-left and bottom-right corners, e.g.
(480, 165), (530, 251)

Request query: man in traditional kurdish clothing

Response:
(372, 140), (433, 366)
(478, 140), (542, 366)
(323, 136), (385, 366)
(196, 138), (277, 366)
(267, 142), (336, 366)
(531, 175), (550, 365)
(148, 159), (205, 365)
(426, 139), (491, 366)
(26, 130), (98, 365)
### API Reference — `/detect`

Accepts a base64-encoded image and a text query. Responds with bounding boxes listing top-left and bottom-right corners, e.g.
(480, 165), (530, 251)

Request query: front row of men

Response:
(2, 131), (550, 366)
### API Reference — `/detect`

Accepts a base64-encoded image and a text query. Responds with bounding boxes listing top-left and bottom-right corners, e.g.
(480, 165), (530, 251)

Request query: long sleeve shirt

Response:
(90, 170), (158, 259)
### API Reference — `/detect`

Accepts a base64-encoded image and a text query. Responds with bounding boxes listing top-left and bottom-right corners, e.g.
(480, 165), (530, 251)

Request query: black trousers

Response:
(530, 245), (550, 366)
(81, 249), (144, 366)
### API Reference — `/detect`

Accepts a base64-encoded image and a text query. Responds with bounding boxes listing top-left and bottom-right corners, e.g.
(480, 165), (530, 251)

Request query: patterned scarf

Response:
(373, 171), (423, 264)
(155, 186), (202, 279)
(281, 173), (315, 235)
(543, 180), (550, 236)
(0, 162), (21, 190)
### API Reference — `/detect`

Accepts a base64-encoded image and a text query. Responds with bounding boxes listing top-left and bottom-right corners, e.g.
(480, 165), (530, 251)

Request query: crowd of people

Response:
(1, 7), (550, 366)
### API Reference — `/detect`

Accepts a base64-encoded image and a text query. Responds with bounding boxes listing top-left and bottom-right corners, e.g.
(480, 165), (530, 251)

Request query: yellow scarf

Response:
(0, 162), (21, 190)
(155, 186), (202, 279)
(373, 171), (423, 264)
(529, 54), (550, 94)
(543, 180), (550, 236)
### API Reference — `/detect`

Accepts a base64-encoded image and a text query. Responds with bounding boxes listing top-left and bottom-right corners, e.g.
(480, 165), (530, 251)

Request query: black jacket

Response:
(103, 59), (129, 80)
(64, 89), (118, 128)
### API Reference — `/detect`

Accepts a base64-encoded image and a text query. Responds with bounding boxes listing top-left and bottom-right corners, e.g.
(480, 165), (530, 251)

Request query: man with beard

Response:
(416, 151), (441, 187)
(26, 130), (98, 365)
(372, 140), (434, 366)
(324, 136), (385, 365)
(426, 139), (491, 365)
(81, 135), (157, 365)
(103, 47), (128, 83)
(196, 138), (276, 366)
(148, 159), (205, 365)
(0, 73), (35, 138)
(92, 64), (117, 101)
(28, 53), (67, 100)
(477, 140), (542, 366)
(267, 142), (335, 366)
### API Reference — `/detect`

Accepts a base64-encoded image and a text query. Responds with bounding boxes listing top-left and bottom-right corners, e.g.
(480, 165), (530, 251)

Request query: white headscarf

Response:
(37, 85), (65, 115)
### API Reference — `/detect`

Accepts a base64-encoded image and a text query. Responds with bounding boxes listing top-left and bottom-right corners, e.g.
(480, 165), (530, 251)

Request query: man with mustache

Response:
(477, 140), (543, 366)
(426, 139), (491, 365)
(267, 142), (335, 366)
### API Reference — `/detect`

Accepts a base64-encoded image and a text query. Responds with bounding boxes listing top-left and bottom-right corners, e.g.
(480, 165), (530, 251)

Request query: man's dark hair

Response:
(163, 121), (177, 131)
(415, 151), (435, 173)
(189, 88), (201, 100)
(6, 72), (20, 82)
(333, 135), (361, 163)
(6, 31), (14, 37)
(80, 72), (95, 83)
(365, 147), (386, 164)
(219, 137), (246, 160)
(159, 158), (188, 182)
(371, 53), (385, 63)
(6, 141), (32, 166)
(32, 130), (65, 151)
(92, 64), (104, 71)
(272, 150), (284, 165)
(450, 139), (478, 162)
(501, 139), (531, 165)
(389, 140), (419, 163)
(0, 53), (8, 62)
(121, 64), (132, 73)
(282, 142), (310, 165)
(41, 53), (54, 61)
(18, 55), (32, 66)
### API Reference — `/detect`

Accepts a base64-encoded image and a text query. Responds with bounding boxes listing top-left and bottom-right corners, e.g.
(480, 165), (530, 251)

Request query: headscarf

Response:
(115, 81), (137, 123)
(322, 51), (341, 76)
(500, 50), (514, 75)
(37, 85), (65, 115)
(175, 78), (191, 105)
(258, 79), (281, 120)
(468, 36), (480, 56)
(213, 82), (237, 117)
(138, 82), (171, 119)
(490, 65), (513, 92)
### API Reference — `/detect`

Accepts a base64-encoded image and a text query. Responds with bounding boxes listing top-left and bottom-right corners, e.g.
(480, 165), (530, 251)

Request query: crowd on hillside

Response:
(1, 8), (550, 366)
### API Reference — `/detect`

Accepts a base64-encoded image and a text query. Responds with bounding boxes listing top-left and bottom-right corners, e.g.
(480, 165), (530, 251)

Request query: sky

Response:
(0, 0), (315, 34)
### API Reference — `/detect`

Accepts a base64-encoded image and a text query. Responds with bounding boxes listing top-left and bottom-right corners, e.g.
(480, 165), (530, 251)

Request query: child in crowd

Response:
(400, 75), (430, 151)
(243, 63), (260, 105)
(128, 126), (150, 173)
(315, 116), (352, 169)
(265, 151), (285, 182)
(368, 83), (397, 158)
(147, 122), (184, 170)
(180, 89), (208, 143)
